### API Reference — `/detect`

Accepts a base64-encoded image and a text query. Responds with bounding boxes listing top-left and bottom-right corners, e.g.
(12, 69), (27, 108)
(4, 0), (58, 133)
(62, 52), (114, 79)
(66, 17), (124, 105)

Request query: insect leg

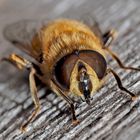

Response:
(106, 68), (137, 100)
(0, 54), (31, 70)
(1, 54), (40, 131)
(102, 29), (117, 47)
(105, 47), (140, 71)
(102, 30), (140, 71)
(50, 80), (80, 125)
(21, 67), (40, 132)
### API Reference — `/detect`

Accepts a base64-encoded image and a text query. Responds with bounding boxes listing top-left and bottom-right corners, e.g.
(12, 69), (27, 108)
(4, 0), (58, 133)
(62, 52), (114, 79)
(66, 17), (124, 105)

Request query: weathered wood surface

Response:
(0, 0), (140, 139)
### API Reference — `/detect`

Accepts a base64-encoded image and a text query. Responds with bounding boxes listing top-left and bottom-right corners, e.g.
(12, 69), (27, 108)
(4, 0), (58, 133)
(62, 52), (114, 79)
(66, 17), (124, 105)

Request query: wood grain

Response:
(0, 0), (140, 140)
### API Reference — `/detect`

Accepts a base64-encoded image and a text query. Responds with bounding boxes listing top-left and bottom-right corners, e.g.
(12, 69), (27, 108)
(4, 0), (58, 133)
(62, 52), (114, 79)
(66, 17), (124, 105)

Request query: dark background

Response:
(0, 0), (140, 139)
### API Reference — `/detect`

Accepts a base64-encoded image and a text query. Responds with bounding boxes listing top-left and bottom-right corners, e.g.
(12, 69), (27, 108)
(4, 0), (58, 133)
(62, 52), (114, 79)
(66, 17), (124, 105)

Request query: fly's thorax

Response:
(40, 19), (106, 73)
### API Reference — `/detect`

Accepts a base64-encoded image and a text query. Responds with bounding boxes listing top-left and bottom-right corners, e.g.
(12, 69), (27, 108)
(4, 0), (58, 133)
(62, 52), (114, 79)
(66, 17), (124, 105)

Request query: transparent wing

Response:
(3, 15), (103, 58)
(3, 19), (49, 58)
(81, 14), (103, 41)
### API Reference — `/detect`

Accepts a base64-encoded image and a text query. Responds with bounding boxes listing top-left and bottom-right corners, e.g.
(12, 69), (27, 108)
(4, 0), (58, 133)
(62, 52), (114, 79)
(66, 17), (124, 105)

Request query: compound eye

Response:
(79, 50), (107, 79)
(54, 53), (78, 90)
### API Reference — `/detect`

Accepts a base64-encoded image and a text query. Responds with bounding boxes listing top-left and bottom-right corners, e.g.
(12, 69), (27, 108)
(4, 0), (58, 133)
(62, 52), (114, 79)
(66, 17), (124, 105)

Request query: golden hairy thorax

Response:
(32, 19), (106, 75)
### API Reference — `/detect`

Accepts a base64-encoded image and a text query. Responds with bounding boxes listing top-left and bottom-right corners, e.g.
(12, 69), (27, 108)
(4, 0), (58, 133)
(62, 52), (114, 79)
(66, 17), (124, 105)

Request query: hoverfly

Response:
(1, 17), (140, 132)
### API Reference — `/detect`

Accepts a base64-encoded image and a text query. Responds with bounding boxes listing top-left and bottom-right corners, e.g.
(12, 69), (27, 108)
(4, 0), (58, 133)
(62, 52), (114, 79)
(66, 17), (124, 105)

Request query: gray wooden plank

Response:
(0, 0), (140, 140)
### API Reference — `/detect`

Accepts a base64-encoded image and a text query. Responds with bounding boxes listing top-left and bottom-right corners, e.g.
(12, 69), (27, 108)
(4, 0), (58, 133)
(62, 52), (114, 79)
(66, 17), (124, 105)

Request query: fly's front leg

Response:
(106, 68), (138, 101)
(0, 54), (25, 69)
(21, 67), (40, 132)
(102, 30), (140, 71)
(1, 54), (40, 132)
(50, 80), (80, 125)
(0, 54), (31, 70)
(105, 47), (140, 71)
